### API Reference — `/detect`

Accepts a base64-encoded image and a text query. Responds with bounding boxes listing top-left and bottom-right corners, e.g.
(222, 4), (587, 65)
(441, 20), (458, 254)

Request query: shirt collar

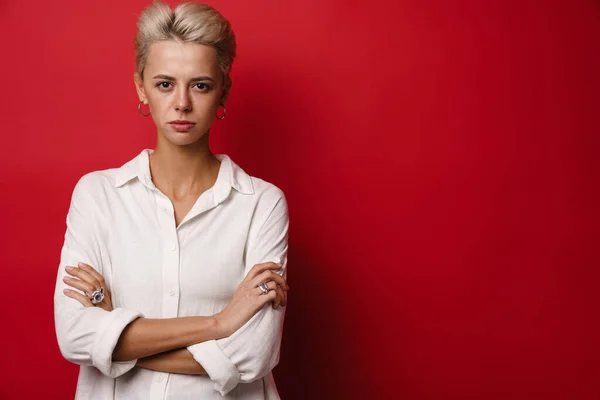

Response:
(114, 150), (254, 199)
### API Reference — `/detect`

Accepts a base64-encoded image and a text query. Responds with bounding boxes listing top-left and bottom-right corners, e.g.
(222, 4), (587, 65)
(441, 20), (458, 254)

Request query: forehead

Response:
(145, 40), (219, 77)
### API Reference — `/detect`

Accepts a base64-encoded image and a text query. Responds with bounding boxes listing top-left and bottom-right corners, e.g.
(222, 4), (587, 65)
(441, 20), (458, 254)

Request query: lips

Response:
(168, 120), (196, 132)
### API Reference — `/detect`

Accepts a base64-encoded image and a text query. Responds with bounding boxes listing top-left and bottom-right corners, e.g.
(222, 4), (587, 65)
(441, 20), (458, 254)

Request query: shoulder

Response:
(246, 175), (288, 218)
(66, 168), (120, 227)
(226, 154), (286, 209)
(73, 149), (148, 197)
(71, 168), (119, 205)
(249, 176), (286, 204)
(247, 177), (289, 228)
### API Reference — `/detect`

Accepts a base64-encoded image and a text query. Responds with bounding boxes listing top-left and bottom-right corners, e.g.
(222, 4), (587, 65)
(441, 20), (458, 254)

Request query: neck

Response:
(149, 133), (220, 199)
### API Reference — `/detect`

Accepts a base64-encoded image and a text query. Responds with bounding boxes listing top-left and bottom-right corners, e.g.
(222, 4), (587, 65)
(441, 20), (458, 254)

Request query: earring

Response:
(216, 104), (226, 120)
(138, 101), (150, 117)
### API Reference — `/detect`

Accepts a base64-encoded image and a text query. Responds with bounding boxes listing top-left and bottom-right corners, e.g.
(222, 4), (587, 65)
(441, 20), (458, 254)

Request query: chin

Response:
(160, 126), (209, 147)
(167, 133), (205, 147)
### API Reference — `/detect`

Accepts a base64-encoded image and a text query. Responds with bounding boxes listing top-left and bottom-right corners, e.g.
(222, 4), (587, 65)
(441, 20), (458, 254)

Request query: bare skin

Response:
(137, 348), (208, 375)
(62, 40), (288, 374)
(64, 261), (287, 367)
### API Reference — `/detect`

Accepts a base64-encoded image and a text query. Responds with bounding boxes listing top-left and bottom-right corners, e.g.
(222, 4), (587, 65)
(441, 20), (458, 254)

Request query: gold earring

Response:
(216, 104), (226, 120)
(138, 101), (150, 117)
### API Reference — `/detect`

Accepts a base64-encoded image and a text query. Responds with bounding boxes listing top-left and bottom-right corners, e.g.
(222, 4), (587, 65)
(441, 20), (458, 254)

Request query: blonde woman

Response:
(53, 2), (289, 399)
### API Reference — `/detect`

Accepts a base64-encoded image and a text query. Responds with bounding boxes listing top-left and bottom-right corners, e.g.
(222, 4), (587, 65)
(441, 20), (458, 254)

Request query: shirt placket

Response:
(148, 191), (181, 400)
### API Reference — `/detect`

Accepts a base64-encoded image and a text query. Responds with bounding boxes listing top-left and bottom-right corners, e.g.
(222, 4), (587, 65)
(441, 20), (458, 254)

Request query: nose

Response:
(174, 87), (192, 112)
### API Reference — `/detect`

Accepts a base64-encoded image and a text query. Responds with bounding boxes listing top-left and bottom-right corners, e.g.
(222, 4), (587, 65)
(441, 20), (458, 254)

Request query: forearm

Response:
(113, 316), (224, 362)
(136, 348), (206, 375)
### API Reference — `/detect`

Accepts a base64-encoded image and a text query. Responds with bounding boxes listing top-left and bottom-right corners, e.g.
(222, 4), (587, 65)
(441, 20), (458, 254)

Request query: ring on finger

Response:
(85, 287), (105, 304)
(258, 282), (269, 295)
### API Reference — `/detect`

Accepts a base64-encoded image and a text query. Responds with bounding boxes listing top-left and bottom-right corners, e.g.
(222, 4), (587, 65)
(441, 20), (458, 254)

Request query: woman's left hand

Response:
(63, 263), (113, 312)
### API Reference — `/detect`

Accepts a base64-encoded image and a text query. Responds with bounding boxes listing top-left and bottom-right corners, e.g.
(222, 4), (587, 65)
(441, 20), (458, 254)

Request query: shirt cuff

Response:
(188, 340), (241, 395)
(91, 307), (143, 378)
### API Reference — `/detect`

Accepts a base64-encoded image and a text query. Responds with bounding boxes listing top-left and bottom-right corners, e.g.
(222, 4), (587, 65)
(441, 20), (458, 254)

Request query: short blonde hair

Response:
(134, 1), (237, 103)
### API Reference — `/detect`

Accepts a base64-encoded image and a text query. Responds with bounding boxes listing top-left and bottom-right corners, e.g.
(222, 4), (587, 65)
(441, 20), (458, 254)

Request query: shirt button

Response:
(169, 287), (176, 296)
(156, 374), (164, 382)
(170, 244), (176, 251)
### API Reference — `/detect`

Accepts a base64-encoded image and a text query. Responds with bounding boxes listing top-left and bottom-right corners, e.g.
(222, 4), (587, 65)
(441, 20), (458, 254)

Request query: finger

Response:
(273, 286), (285, 309)
(255, 281), (283, 308)
(264, 281), (282, 308)
(258, 289), (277, 306)
(254, 280), (278, 296)
(77, 269), (101, 290)
(252, 270), (287, 289)
(272, 274), (289, 290)
(78, 264), (110, 300)
(64, 289), (93, 307)
(246, 262), (282, 282)
(66, 266), (101, 290)
(277, 284), (287, 307)
(77, 263), (106, 287)
(246, 262), (282, 281)
(63, 277), (96, 294)
(251, 270), (277, 287)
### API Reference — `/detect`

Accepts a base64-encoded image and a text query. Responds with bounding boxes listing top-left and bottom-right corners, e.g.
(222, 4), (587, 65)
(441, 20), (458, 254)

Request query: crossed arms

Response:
(54, 176), (289, 395)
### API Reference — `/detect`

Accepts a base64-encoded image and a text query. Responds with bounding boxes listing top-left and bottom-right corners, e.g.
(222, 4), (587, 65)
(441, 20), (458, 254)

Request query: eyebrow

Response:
(152, 74), (215, 83)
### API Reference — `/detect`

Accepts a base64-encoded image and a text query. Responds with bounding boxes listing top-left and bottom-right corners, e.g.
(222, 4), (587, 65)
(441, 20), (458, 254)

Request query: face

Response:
(134, 40), (224, 147)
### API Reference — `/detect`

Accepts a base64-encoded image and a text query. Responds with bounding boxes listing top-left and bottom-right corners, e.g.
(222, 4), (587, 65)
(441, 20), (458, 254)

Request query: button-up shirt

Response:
(53, 149), (289, 399)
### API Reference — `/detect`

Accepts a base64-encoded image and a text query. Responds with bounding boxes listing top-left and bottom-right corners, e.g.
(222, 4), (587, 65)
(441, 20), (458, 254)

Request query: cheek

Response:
(195, 96), (221, 114)
(146, 93), (166, 112)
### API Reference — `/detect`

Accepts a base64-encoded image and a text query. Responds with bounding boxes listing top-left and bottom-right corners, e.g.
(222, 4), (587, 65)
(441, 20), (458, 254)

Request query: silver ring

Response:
(258, 282), (269, 295)
(87, 287), (105, 304)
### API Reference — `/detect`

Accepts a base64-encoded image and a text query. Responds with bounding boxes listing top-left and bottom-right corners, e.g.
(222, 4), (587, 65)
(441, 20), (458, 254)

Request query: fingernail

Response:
(63, 289), (70, 294)
(78, 262), (85, 268)
(65, 266), (74, 272)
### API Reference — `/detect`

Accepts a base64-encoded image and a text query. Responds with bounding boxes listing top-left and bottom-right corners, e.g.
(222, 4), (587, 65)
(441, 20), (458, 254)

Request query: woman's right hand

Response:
(214, 261), (289, 337)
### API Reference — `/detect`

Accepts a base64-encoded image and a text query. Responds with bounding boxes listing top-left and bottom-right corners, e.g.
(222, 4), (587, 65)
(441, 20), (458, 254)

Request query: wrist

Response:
(212, 313), (232, 338)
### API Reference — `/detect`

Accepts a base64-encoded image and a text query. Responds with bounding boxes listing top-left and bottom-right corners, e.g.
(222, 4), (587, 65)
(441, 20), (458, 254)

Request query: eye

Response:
(195, 83), (211, 91)
(156, 81), (172, 89)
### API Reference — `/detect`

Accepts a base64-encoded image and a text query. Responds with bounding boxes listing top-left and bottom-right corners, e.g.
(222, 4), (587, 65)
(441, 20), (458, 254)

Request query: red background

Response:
(1, 0), (599, 398)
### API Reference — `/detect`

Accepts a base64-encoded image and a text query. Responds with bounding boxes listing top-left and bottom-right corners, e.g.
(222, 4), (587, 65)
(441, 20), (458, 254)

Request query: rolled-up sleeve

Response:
(53, 174), (143, 378)
(188, 189), (289, 395)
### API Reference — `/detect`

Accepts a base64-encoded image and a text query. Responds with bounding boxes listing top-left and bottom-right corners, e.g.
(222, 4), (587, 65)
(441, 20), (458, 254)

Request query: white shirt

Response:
(53, 149), (289, 399)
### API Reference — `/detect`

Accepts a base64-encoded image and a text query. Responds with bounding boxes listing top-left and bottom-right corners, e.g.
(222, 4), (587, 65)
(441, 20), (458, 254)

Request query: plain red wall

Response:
(1, 0), (599, 398)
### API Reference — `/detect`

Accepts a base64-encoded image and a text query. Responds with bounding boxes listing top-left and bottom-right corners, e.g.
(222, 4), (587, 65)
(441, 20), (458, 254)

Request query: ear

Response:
(133, 72), (147, 103)
(219, 88), (228, 107)
(219, 72), (228, 106)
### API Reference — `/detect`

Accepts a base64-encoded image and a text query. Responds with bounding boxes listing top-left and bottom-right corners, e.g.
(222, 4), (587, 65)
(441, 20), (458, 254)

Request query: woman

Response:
(53, 2), (289, 399)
